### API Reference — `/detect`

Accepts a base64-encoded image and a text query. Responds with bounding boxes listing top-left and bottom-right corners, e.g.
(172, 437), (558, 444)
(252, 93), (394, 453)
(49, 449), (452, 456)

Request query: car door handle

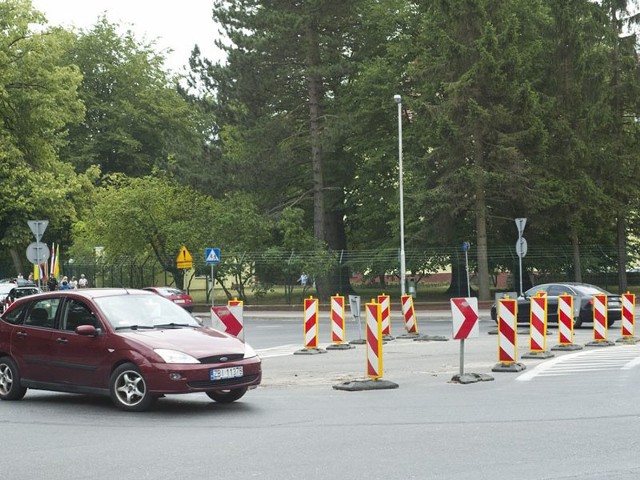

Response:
(16, 331), (27, 338)
(56, 337), (68, 344)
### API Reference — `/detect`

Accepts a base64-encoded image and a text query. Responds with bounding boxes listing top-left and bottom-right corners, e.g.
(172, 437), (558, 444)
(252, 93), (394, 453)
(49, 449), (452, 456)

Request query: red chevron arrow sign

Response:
(451, 297), (479, 340)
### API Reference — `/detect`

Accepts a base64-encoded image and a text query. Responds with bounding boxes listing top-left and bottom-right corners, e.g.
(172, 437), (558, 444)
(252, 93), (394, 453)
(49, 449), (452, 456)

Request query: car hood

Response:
(117, 327), (247, 357)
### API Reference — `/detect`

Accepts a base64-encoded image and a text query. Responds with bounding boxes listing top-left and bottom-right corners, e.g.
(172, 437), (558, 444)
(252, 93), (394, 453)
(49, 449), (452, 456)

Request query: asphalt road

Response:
(2, 309), (640, 480)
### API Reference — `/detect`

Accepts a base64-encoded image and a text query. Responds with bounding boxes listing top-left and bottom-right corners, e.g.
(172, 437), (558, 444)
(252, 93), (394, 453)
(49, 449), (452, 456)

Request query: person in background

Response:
(78, 273), (89, 288)
(59, 276), (71, 290)
(46, 275), (58, 291)
(27, 272), (34, 282)
(69, 275), (78, 289)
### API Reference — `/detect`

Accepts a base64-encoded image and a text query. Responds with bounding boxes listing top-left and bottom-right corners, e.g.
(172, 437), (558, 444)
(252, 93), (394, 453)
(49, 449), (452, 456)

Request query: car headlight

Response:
(244, 343), (257, 359)
(154, 349), (200, 364)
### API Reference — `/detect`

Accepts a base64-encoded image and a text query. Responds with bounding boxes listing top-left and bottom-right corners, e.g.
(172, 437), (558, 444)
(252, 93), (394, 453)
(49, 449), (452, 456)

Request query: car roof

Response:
(13, 288), (154, 302)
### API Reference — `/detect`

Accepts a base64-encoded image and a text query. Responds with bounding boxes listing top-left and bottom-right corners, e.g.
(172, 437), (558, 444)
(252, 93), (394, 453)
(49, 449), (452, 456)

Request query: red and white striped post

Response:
(492, 296), (526, 372)
(552, 294), (582, 351)
(586, 294), (614, 347)
(617, 292), (637, 344)
(523, 293), (553, 358)
(401, 294), (419, 336)
(377, 294), (393, 339)
(294, 296), (327, 355)
(366, 300), (383, 380)
(228, 297), (243, 307)
(327, 294), (354, 350)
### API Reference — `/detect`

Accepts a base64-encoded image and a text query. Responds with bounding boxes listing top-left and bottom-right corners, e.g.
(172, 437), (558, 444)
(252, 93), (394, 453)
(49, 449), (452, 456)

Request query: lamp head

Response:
(393, 94), (401, 104)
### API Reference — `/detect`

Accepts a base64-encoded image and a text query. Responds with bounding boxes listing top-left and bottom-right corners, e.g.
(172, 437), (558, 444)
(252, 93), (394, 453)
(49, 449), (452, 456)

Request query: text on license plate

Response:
(210, 366), (243, 381)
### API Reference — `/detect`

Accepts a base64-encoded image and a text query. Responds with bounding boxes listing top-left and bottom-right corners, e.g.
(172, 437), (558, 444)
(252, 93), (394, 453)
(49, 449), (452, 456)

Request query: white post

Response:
(394, 94), (406, 297)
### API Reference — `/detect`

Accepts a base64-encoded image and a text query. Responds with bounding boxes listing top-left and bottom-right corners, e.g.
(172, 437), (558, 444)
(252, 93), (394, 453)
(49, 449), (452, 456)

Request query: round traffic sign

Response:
(515, 237), (527, 258)
(26, 242), (50, 264)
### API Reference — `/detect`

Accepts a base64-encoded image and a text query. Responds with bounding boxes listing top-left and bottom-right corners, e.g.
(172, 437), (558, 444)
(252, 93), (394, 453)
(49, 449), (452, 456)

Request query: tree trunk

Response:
(473, 134), (491, 301)
(570, 224), (582, 283)
(306, 22), (325, 244)
(617, 215), (627, 293)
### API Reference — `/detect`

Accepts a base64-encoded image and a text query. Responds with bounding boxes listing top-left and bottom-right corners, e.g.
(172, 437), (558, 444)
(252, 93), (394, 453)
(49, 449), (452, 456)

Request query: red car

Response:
(0, 289), (261, 411)
(143, 286), (194, 312)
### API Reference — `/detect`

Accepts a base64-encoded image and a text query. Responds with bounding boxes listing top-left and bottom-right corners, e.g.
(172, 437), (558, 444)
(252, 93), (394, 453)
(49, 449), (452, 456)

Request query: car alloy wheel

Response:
(0, 357), (27, 401)
(206, 387), (248, 404)
(109, 363), (156, 412)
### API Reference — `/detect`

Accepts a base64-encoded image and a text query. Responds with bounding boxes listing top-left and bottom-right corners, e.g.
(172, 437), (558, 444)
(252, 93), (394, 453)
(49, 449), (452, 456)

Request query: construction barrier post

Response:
(617, 292), (638, 344)
(522, 292), (554, 359)
(399, 294), (419, 337)
(586, 294), (615, 347)
(492, 296), (526, 372)
(366, 300), (383, 379)
(327, 294), (354, 350)
(551, 294), (583, 351)
(228, 297), (243, 307)
(377, 294), (394, 340)
(294, 296), (327, 355)
(332, 299), (399, 391)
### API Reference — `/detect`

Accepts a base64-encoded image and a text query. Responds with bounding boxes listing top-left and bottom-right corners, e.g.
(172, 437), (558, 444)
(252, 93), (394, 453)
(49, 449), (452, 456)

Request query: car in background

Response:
(0, 285), (42, 312)
(490, 282), (622, 328)
(0, 288), (261, 411)
(143, 286), (193, 312)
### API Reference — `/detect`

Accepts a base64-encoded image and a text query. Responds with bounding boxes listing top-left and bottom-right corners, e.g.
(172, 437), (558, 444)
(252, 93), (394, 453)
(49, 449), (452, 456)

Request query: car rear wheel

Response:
(109, 363), (156, 412)
(206, 387), (248, 404)
(573, 318), (583, 329)
(0, 357), (27, 401)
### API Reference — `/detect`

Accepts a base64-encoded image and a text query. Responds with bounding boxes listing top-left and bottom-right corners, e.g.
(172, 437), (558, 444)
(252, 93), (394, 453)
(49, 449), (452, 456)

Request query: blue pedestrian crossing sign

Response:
(205, 248), (221, 265)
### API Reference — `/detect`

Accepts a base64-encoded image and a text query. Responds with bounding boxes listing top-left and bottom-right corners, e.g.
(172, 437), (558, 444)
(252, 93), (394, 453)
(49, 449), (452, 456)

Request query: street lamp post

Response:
(394, 94), (406, 297)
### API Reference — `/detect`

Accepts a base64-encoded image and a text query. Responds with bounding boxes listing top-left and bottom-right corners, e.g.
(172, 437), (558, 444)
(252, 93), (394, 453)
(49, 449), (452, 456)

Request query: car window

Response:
(1, 304), (27, 325)
(525, 286), (548, 297)
(61, 299), (99, 331)
(546, 285), (567, 296)
(24, 299), (61, 329)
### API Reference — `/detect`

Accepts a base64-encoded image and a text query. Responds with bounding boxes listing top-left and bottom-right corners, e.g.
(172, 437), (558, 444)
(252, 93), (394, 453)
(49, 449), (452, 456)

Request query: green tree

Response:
(405, 0), (548, 299)
(61, 17), (202, 178)
(0, 0), (87, 275)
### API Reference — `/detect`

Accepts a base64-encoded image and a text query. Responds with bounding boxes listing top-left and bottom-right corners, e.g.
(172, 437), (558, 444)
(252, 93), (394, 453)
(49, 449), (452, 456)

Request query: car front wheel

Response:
(109, 363), (156, 412)
(206, 387), (248, 404)
(0, 357), (27, 401)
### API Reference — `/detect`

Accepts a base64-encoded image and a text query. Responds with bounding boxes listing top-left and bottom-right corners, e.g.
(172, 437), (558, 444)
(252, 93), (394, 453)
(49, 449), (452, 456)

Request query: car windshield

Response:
(94, 293), (200, 330)
(158, 287), (183, 296)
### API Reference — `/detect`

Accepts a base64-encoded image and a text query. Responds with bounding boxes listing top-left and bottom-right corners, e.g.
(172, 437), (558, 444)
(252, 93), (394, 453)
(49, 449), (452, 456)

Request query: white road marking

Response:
(517, 345), (640, 381)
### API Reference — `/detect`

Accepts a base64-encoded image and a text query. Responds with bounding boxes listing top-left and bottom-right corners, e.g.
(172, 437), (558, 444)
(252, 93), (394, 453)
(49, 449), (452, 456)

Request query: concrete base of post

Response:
(585, 340), (616, 347)
(396, 332), (420, 339)
(294, 347), (327, 355)
(413, 334), (449, 342)
(521, 350), (554, 359)
(491, 362), (526, 373)
(616, 336), (640, 344)
(326, 343), (355, 351)
(332, 379), (399, 391)
(382, 334), (395, 342)
(551, 343), (583, 351)
(348, 338), (366, 345)
(450, 373), (494, 384)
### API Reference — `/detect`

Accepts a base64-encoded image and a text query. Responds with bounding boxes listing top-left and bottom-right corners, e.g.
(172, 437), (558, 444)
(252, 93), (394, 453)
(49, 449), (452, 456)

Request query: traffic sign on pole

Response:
(515, 218), (527, 237)
(451, 297), (479, 340)
(27, 220), (49, 242)
(205, 247), (221, 265)
(176, 246), (193, 269)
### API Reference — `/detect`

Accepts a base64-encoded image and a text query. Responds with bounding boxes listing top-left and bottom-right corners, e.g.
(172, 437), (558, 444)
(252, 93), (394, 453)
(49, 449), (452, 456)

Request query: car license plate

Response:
(210, 366), (243, 381)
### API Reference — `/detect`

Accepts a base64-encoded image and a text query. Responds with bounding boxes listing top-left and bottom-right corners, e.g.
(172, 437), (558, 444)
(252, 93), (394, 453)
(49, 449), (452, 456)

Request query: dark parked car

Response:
(143, 286), (194, 312)
(0, 285), (41, 312)
(0, 289), (261, 411)
(490, 282), (622, 328)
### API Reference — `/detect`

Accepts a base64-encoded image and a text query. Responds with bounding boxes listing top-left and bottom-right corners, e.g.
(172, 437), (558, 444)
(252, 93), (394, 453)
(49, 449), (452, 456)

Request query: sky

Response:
(30, 0), (224, 73)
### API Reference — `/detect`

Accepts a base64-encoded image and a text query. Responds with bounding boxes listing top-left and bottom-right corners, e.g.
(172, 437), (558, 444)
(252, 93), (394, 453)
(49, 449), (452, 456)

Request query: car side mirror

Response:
(76, 325), (99, 336)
